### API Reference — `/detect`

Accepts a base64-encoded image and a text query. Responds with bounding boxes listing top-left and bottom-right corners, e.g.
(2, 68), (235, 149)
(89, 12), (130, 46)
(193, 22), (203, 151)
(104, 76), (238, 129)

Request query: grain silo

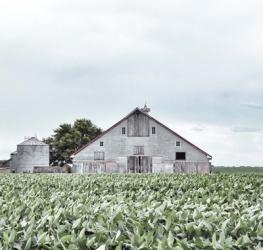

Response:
(14, 137), (50, 173)
(10, 151), (17, 172)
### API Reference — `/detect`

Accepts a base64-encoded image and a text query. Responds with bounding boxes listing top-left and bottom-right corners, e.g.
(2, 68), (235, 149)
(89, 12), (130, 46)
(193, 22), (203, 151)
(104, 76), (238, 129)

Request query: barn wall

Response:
(33, 166), (68, 173)
(73, 112), (211, 174)
(127, 112), (150, 137)
(73, 158), (128, 174)
(15, 145), (50, 173)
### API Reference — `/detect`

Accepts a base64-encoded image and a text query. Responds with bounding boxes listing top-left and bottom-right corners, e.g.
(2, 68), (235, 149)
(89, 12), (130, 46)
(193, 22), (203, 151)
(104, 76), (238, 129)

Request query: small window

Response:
(122, 127), (126, 135)
(134, 146), (144, 155)
(152, 127), (156, 134)
(176, 141), (181, 147)
(176, 152), (186, 160)
(94, 151), (105, 160)
(100, 141), (104, 147)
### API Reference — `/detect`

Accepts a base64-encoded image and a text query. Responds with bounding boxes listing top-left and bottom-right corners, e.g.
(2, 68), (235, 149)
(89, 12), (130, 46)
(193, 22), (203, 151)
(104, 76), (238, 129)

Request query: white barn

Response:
(72, 107), (212, 174)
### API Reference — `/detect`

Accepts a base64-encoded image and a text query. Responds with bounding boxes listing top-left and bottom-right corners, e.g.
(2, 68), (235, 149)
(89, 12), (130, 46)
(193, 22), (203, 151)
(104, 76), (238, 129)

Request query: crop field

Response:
(0, 174), (262, 249)
(213, 167), (263, 174)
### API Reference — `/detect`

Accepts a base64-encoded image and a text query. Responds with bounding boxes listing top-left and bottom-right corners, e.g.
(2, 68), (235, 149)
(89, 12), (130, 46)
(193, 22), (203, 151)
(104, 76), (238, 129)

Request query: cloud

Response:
(232, 127), (263, 133)
(242, 103), (263, 110)
(191, 127), (205, 132)
(0, 0), (263, 166)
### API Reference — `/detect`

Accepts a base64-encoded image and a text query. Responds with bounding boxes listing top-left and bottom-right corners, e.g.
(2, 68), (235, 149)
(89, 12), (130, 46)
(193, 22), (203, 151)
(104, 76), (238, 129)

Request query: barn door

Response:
(142, 156), (152, 173)
(127, 156), (152, 173)
(128, 156), (136, 173)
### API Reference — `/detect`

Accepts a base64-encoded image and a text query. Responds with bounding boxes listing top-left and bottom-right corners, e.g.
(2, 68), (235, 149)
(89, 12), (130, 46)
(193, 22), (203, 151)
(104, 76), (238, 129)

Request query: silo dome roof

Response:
(18, 137), (48, 146)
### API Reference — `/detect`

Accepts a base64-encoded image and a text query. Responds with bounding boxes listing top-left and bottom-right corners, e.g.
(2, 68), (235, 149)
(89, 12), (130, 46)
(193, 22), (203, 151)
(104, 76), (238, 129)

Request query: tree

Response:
(43, 119), (102, 166)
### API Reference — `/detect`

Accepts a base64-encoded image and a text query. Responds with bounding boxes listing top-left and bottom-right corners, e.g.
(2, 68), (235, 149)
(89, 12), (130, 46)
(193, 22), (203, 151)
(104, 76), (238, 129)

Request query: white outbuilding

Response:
(11, 137), (49, 173)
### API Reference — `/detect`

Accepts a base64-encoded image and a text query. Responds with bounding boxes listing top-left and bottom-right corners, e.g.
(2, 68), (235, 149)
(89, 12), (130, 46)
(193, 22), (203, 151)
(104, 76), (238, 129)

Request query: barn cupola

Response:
(140, 104), (151, 113)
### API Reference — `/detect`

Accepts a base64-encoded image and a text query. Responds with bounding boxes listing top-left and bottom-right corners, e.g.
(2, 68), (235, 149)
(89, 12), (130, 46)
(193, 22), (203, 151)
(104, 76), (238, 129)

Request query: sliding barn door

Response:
(127, 156), (152, 173)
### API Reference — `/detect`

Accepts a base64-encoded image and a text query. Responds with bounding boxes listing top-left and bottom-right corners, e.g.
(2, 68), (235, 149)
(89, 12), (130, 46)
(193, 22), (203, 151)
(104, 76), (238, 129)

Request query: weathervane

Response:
(141, 103), (151, 113)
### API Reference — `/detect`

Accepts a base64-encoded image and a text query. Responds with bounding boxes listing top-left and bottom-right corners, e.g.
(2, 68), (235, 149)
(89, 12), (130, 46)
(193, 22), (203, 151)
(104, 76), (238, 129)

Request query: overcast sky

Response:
(1, 0), (263, 166)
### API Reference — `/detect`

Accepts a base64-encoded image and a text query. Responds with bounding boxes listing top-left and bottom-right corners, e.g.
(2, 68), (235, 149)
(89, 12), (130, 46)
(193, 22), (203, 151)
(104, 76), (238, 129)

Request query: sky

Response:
(0, 0), (263, 166)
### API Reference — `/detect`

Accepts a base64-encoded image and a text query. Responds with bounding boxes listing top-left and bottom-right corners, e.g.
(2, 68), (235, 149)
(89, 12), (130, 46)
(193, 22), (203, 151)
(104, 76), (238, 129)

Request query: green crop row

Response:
(0, 174), (262, 249)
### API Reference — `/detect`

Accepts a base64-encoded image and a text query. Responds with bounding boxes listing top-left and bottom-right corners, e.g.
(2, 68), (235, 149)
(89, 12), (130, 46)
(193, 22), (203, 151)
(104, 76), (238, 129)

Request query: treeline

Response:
(213, 166), (263, 173)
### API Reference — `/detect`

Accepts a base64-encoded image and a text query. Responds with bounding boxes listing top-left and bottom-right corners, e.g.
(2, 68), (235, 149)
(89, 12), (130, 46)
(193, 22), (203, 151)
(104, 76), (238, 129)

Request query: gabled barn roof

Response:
(18, 137), (47, 146)
(72, 108), (212, 158)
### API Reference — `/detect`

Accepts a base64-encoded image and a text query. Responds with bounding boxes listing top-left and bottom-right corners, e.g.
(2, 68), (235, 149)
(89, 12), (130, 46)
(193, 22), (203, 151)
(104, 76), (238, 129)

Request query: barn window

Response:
(94, 151), (105, 160)
(134, 146), (144, 155)
(176, 152), (186, 160)
(100, 141), (104, 147)
(152, 127), (156, 134)
(122, 127), (126, 135)
(176, 141), (181, 147)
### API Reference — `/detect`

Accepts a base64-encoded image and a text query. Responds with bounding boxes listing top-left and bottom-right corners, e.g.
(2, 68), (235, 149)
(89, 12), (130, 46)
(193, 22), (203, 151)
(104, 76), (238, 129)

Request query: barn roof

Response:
(18, 137), (48, 146)
(72, 108), (212, 158)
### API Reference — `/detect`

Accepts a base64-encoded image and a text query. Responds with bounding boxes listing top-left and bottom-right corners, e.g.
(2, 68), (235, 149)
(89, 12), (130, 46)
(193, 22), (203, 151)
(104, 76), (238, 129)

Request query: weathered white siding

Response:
(73, 109), (211, 174)
(15, 145), (50, 173)
(128, 112), (150, 137)
(12, 137), (50, 173)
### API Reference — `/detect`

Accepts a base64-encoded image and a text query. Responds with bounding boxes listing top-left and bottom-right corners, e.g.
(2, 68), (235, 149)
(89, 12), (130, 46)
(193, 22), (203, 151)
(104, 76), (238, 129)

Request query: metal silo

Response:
(15, 137), (49, 173)
(10, 151), (17, 173)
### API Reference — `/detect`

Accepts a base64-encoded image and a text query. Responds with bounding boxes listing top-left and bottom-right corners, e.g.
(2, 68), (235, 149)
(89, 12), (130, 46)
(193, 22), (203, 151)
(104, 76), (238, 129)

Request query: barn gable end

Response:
(72, 107), (212, 174)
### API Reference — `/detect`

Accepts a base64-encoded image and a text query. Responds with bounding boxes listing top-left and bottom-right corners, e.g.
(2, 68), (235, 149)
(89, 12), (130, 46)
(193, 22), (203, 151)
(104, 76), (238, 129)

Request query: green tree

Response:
(44, 119), (102, 166)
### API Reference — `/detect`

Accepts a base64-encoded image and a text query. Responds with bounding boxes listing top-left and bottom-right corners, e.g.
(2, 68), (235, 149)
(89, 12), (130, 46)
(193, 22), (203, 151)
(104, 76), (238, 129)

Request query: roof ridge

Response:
(18, 137), (48, 146)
